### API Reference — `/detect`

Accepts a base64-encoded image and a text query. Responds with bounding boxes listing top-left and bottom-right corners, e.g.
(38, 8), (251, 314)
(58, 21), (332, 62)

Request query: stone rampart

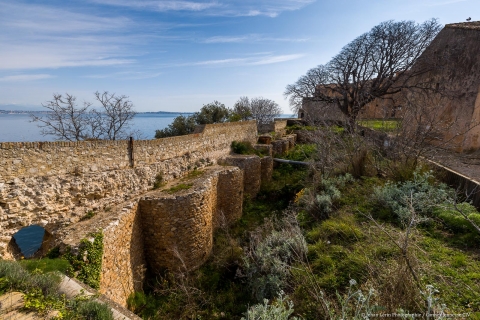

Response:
(139, 166), (243, 273)
(0, 121), (257, 259)
(59, 166), (243, 306)
(58, 200), (146, 306)
(222, 155), (261, 198)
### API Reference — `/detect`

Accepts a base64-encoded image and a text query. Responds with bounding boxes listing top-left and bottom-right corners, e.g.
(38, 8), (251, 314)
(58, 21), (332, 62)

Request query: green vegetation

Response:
(231, 140), (257, 155)
(128, 135), (480, 319)
(153, 172), (164, 189)
(357, 119), (400, 132)
(163, 183), (193, 194)
(65, 231), (104, 289)
(182, 169), (205, 180)
(155, 101), (229, 138)
(20, 258), (71, 274)
(0, 260), (113, 319)
(231, 140), (270, 157)
(80, 210), (97, 221)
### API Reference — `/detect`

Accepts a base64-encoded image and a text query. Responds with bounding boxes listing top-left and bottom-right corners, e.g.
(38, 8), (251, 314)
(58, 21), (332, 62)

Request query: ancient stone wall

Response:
(101, 203), (146, 305)
(0, 121), (257, 259)
(59, 200), (147, 307)
(222, 155), (261, 198)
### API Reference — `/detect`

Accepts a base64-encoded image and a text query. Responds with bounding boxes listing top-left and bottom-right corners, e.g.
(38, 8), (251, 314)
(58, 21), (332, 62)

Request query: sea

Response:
(0, 112), (296, 142)
(0, 112), (190, 142)
(1, 111), (294, 257)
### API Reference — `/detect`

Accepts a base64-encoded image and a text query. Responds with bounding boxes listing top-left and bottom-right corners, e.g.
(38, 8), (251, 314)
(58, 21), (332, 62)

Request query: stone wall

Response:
(101, 203), (146, 305)
(139, 166), (243, 273)
(59, 166), (244, 306)
(59, 200), (147, 306)
(222, 155), (261, 198)
(0, 121), (257, 259)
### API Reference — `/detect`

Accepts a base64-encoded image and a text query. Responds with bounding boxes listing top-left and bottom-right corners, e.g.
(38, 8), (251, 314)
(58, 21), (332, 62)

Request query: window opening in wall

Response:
(12, 225), (46, 258)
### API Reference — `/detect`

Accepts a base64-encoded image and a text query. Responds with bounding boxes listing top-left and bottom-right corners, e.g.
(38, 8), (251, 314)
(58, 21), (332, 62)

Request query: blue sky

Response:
(0, 0), (477, 113)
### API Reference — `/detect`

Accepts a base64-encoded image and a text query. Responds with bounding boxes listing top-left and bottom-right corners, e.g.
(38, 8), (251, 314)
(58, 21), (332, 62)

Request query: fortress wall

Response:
(100, 202), (146, 306)
(222, 155), (261, 198)
(138, 166), (243, 273)
(59, 166), (243, 307)
(0, 121), (257, 182)
(0, 121), (257, 259)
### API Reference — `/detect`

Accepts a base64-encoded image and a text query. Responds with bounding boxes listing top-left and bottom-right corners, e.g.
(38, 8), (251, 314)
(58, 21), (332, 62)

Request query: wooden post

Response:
(128, 137), (134, 167)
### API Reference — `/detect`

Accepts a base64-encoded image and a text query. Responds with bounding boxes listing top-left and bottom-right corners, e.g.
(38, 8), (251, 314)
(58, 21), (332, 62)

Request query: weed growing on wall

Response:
(164, 183), (193, 194)
(65, 231), (104, 289)
(152, 172), (164, 189)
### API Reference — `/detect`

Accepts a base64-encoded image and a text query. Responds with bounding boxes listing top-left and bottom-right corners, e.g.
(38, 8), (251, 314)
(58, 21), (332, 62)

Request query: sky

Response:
(0, 0), (478, 113)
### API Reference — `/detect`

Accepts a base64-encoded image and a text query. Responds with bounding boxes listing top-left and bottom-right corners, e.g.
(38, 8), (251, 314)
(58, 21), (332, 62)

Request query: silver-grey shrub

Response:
(241, 291), (299, 320)
(242, 212), (307, 302)
(374, 171), (453, 225)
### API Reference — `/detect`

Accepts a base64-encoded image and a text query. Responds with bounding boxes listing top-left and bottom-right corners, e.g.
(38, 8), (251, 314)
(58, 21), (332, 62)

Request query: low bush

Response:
(374, 170), (453, 225)
(284, 144), (317, 162)
(0, 260), (61, 296)
(241, 291), (299, 320)
(73, 300), (114, 320)
(242, 213), (307, 301)
(298, 174), (353, 221)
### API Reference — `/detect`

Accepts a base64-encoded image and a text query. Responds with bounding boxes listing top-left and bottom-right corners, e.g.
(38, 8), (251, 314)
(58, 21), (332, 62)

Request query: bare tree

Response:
(249, 97), (282, 124)
(31, 93), (92, 141)
(94, 91), (136, 140)
(31, 91), (136, 141)
(285, 19), (442, 131)
(284, 65), (330, 112)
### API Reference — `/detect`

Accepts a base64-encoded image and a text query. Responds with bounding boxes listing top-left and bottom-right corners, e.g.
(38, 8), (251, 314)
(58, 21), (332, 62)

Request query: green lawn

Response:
(358, 119), (401, 132)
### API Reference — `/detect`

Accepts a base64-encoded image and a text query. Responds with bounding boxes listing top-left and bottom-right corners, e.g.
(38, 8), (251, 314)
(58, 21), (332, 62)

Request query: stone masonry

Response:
(0, 121), (257, 258)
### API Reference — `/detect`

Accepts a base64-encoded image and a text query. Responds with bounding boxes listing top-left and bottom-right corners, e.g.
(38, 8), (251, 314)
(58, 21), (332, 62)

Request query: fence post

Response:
(128, 137), (134, 167)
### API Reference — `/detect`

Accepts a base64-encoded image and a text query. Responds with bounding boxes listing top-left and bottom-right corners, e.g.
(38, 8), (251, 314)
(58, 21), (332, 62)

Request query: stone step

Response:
(1, 310), (39, 320)
(0, 292), (25, 314)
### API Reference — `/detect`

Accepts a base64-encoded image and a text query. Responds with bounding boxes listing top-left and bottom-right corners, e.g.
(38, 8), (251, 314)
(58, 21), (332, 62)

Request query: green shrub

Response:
(0, 260), (61, 296)
(65, 231), (104, 289)
(153, 172), (164, 189)
(231, 140), (256, 155)
(284, 144), (317, 162)
(241, 291), (299, 320)
(374, 171), (453, 225)
(298, 174), (353, 221)
(74, 300), (114, 320)
(243, 215), (307, 301)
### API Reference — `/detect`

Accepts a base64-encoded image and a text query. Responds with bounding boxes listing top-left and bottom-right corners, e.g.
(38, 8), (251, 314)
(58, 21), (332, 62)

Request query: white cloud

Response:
(0, 74), (54, 82)
(91, 0), (316, 17)
(202, 34), (309, 43)
(250, 54), (305, 65)
(0, 1), (138, 70)
(175, 53), (305, 67)
(90, 0), (218, 11)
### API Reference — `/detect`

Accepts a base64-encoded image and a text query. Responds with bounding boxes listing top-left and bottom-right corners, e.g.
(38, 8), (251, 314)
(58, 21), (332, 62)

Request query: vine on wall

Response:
(65, 231), (104, 289)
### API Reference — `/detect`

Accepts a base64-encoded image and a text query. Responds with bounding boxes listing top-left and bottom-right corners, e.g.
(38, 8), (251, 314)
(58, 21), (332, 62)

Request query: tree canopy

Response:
(285, 19), (442, 129)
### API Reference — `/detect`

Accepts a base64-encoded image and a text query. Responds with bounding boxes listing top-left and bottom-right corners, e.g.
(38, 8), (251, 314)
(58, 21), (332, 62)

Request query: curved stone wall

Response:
(0, 121), (257, 259)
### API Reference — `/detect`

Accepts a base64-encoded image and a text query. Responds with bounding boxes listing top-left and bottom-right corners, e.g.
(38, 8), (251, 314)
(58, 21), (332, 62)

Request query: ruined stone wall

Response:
(222, 155), (261, 198)
(59, 200), (147, 307)
(138, 166), (243, 273)
(101, 202), (146, 305)
(58, 165), (245, 306)
(0, 121), (257, 259)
